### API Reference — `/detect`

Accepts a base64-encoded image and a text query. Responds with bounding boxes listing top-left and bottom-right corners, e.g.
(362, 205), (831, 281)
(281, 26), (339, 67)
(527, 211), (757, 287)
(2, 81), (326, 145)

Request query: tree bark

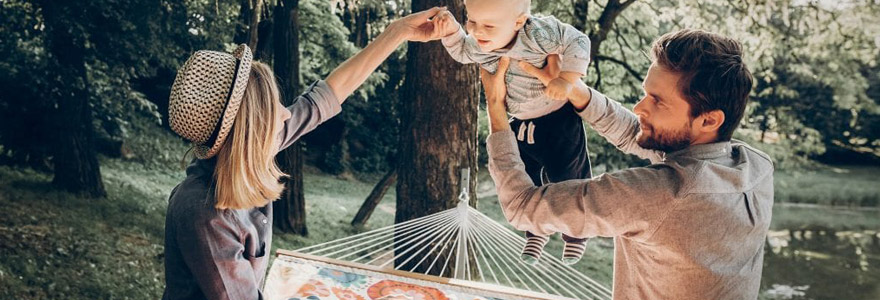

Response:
(341, 0), (372, 47)
(254, 16), (274, 61)
(587, 0), (637, 86)
(395, 0), (479, 277)
(572, 0), (589, 32)
(588, 0), (636, 63)
(234, 0), (264, 50)
(352, 168), (397, 226)
(41, 1), (107, 198)
(273, 0), (307, 235)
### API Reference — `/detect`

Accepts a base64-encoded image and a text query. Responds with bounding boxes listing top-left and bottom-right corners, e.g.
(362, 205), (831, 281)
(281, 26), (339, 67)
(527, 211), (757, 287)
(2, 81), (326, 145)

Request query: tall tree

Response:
(395, 0), (479, 275)
(39, 1), (107, 198)
(234, 0), (265, 51)
(273, 0), (307, 235)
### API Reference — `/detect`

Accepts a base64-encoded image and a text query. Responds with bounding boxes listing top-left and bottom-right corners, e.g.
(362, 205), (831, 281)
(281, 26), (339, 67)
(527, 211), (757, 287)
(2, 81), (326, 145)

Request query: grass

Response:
(0, 162), (172, 299)
(0, 160), (402, 299)
(0, 140), (878, 298)
(0, 159), (616, 299)
(774, 165), (880, 207)
(770, 203), (880, 231)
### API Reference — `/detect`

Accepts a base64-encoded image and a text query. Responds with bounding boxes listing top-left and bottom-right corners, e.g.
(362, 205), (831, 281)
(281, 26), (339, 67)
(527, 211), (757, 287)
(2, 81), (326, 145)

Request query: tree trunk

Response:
(41, 1), (107, 198)
(351, 168), (397, 226)
(588, 0), (635, 63)
(341, 0), (372, 47)
(395, 0), (479, 277)
(254, 15), (274, 61)
(234, 0), (264, 50)
(587, 0), (637, 86)
(276, 143), (308, 235)
(572, 0), (589, 32)
(273, 0), (307, 235)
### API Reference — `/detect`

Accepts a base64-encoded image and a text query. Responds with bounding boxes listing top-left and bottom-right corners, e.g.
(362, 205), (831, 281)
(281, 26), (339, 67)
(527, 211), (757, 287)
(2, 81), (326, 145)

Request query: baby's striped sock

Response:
(521, 232), (549, 265)
(562, 237), (588, 265)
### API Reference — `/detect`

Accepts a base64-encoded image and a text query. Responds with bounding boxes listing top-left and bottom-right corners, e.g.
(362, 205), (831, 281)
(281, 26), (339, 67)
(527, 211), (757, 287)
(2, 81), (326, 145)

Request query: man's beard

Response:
(637, 122), (692, 153)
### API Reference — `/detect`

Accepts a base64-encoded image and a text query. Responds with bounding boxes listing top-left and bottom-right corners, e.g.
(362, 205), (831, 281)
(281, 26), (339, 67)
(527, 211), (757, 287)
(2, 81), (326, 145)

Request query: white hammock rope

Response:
(292, 169), (612, 300)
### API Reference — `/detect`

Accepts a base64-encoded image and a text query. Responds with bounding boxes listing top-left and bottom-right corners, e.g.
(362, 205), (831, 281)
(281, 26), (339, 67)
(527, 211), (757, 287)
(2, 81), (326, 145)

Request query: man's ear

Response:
(699, 109), (725, 134)
(515, 13), (528, 30)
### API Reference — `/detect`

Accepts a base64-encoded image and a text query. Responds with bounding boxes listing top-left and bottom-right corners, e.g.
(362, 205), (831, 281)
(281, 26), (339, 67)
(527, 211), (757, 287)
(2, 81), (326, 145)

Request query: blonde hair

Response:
(213, 61), (288, 210)
(466, 0), (530, 14)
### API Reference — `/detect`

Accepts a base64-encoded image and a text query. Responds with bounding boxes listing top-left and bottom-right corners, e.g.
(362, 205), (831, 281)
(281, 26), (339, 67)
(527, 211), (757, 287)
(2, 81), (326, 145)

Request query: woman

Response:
(162, 7), (452, 300)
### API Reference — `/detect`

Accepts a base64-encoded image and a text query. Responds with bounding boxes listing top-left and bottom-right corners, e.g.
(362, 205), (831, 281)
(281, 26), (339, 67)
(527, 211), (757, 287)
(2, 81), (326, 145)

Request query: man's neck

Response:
(690, 133), (721, 146)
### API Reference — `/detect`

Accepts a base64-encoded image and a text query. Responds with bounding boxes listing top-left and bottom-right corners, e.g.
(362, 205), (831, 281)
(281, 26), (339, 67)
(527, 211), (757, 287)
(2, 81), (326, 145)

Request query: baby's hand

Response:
(546, 77), (573, 100)
(431, 10), (461, 38)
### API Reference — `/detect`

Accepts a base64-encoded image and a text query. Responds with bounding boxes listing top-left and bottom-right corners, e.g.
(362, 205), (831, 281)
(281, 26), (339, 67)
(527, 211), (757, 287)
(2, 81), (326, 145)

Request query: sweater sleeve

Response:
(440, 27), (500, 71)
(528, 16), (591, 75)
(277, 80), (343, 151)
(486, 130), (678, 241)
(576, 88), (665, 163)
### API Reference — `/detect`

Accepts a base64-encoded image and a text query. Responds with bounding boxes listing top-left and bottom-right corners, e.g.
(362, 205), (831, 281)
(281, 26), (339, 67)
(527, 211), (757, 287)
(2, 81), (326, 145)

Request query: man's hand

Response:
(389, 7), (453, 42)
(480, 57), (512, 133)
(518, 55), (561, 86)
(545, 77), (573, 100)
(519, 55), (593, 110)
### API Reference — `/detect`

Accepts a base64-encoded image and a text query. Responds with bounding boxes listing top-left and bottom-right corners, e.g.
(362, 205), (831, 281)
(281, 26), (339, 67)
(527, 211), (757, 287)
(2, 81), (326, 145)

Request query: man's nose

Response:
(633, 97), (647, 117)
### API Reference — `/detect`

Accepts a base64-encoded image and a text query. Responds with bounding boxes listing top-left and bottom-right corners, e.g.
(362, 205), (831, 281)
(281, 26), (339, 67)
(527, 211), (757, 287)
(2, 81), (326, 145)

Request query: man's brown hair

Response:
(650, 29), (753, 141)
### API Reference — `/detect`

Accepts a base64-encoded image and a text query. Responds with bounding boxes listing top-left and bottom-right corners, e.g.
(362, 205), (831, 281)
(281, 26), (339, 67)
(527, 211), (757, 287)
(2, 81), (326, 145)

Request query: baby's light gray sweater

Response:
(442, 16), (591, 119)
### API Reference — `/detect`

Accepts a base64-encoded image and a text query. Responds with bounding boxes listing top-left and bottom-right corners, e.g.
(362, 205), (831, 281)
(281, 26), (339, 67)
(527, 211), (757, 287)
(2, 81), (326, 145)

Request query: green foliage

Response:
(3, 0), (879, 175)
(299, 0), (394, 98)
(0, 0), (242, 168)
(300, 0), (401, 174)
(532, 0), (880, 169)
(0, 1), (53, 169)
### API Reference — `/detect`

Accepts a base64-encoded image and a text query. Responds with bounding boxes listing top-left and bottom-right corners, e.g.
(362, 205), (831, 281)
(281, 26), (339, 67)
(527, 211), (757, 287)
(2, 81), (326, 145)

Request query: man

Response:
(481, 29), (773, 299)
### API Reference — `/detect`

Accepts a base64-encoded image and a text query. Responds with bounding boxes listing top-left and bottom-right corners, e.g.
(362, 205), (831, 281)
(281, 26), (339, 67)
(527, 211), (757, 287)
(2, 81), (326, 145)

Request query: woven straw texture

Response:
(168, 44), (252, 159)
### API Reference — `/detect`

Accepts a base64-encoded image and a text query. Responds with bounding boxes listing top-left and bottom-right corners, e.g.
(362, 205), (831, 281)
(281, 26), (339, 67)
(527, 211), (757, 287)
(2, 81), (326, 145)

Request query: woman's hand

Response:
(389, 6), (453, 42)
(480, 57), (512, 133)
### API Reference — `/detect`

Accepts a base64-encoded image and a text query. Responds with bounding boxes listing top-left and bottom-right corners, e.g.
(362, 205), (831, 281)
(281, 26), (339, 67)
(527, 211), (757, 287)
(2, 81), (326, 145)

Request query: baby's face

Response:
(464, 0), (527, 52)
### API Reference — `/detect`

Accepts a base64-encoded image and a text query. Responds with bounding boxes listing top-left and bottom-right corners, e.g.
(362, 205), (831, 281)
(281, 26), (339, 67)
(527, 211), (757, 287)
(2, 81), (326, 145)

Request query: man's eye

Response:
(485, 25), (495, 29)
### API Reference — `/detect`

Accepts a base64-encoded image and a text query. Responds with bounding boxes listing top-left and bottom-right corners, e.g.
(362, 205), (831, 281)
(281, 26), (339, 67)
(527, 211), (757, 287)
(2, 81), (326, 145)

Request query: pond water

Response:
(761, 204), (880, 300)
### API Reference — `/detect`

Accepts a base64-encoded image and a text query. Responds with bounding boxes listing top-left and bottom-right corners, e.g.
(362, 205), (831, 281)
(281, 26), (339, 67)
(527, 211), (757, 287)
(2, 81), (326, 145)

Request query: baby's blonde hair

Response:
(467, 0), (531, 15)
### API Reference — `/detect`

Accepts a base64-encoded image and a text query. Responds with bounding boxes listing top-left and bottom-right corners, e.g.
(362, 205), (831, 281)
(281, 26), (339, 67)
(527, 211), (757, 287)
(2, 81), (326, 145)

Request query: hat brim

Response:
(194, 44), (253, 159)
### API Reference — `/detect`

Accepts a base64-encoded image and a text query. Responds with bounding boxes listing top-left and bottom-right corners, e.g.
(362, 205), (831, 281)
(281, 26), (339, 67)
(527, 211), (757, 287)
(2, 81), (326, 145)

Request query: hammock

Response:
(265, 169), (612, 300)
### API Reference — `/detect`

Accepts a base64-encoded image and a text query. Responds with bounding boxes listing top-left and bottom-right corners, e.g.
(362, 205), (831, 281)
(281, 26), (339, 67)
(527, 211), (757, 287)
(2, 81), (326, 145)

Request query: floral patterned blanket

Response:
(264, 252), (560, 300)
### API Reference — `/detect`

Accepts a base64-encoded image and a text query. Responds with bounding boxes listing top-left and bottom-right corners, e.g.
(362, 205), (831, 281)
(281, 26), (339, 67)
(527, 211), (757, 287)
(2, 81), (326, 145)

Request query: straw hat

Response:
(168, 44), (253, 159)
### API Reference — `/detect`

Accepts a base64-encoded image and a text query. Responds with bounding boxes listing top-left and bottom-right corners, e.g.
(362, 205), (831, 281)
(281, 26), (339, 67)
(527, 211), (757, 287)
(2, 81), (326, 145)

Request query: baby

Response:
(433, 0), (593, 265)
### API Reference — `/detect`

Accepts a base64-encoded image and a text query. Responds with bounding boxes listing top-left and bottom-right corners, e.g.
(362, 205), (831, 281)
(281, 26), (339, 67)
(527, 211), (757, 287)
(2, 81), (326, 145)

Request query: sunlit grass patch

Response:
(775, 165), (880, 207)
